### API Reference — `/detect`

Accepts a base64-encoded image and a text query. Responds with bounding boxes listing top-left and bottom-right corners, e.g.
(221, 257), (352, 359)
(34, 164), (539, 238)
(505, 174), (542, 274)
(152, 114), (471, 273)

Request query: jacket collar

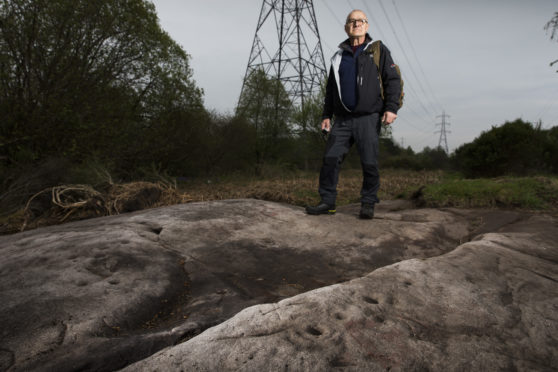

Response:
(338, 33), (373, 52)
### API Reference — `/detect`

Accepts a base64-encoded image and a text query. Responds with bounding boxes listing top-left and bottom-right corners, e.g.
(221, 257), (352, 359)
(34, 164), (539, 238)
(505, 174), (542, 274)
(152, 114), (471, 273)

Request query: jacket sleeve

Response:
(379, 44), (401, 114)
(321, 66), (335, 120)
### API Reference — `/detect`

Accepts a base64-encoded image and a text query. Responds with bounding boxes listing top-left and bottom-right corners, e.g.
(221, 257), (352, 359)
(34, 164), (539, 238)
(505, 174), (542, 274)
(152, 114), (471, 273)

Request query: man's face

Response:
(344, 11), (369, 38)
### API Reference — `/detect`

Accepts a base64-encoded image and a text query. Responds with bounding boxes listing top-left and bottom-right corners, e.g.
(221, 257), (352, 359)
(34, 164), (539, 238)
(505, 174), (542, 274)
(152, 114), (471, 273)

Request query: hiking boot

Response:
(305, 202), (336, 215)
(359, 203), (375, 219)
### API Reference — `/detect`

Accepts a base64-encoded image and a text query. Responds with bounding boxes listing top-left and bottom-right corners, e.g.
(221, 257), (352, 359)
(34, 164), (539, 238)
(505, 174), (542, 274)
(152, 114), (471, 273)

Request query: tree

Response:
(290, 87), (327, 171)
(545, 11), (558, 71)
(236, 69), (293, 175)
(452, 119), (551, 177)
(0, 0), (203, 169)
(417, 146), (449, 170)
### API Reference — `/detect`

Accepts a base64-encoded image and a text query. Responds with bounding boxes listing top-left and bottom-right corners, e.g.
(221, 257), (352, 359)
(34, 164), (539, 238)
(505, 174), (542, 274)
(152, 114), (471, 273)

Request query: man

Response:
(306, 9), (401, 219)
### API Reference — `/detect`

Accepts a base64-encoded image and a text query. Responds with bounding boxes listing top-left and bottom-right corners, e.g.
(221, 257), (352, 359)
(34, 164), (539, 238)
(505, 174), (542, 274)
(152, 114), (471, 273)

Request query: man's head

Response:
(344, 9), (369, 40)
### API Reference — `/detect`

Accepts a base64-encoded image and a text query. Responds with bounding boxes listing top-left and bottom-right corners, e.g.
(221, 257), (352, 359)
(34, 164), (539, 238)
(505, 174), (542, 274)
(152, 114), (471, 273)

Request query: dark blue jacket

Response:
(322, 34), (401, 119)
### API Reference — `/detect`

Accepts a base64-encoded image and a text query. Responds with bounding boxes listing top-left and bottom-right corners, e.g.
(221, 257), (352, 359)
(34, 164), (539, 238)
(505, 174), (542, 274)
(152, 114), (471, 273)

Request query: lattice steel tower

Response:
(436, 111), (451, 153)
(239, 0), (327, 108)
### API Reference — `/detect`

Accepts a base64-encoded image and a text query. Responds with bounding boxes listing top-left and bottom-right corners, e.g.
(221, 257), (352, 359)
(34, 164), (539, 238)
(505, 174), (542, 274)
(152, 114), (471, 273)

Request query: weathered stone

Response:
(0, 199), (556, 371)
(123, 215), (558, 371)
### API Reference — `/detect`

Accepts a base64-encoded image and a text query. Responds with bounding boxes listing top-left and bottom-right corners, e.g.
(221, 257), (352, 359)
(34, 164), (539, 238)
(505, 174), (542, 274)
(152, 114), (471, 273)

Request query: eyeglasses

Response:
(346, 18), (368, 27)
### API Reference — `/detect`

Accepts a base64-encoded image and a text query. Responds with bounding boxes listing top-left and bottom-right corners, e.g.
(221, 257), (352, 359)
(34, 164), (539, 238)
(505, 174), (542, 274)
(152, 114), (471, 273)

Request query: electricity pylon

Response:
(435, 111), (451, 153)
(239, 0), (327, 109)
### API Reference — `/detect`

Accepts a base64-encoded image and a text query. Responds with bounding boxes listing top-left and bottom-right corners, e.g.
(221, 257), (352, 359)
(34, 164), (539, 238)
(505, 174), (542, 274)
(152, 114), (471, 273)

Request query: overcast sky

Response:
(151, 0), (558, 152)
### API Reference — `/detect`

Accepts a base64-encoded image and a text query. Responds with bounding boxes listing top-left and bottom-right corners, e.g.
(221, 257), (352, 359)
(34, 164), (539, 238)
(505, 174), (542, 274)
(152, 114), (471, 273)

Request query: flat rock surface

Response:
(0, 199), (556, 371)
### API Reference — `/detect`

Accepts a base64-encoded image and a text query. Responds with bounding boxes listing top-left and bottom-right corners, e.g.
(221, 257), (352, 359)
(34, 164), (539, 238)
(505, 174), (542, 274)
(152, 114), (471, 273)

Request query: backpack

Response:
(369, 40), (404, 109)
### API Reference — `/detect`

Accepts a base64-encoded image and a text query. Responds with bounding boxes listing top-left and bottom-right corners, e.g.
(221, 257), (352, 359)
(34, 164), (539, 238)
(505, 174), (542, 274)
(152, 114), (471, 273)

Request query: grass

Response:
(2, 168), (557, 235)
(180, 169), (558, 214)
(410, 175), (558, 212)
(177, 168), (445, 207)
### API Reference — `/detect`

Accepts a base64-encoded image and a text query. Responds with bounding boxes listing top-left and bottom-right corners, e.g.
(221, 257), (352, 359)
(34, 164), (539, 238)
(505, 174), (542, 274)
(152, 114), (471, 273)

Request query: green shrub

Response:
(452, 119), (557, 177)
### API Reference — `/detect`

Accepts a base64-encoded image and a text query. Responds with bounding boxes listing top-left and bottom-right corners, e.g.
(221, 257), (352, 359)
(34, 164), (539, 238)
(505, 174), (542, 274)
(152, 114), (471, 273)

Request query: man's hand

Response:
(382, 111), (397, 125)
(321, 118), (331, 132)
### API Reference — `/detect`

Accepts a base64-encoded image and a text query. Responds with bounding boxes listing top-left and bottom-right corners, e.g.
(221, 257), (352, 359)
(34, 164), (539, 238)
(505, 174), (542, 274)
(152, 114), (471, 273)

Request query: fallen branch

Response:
(22, 184), (108, 231)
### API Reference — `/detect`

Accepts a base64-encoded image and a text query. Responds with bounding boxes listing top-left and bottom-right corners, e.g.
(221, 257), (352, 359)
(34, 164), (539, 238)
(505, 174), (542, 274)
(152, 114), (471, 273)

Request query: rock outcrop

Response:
(0, 199), (556, 371)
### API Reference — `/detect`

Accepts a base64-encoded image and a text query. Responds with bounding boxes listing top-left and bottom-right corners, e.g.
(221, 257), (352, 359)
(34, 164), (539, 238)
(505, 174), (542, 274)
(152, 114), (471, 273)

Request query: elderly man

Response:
(306, 9), (401, 219)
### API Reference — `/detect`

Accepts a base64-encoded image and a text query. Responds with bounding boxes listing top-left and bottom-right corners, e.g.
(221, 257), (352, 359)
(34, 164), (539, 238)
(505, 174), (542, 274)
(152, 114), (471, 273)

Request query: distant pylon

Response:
(436, 111), (451, 153)
(239, 0), (327, 108)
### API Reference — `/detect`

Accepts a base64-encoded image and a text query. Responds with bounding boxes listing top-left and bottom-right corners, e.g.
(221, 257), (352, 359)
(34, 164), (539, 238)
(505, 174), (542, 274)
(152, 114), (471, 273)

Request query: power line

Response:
(398, 75), (436, 119)
(318, 1), (343, 55)
(397, 92), (433, 124)
(398, 116), (432, 133)
(374, 0), (437, 118)
(323, 0), (345, 29)
(391, 0), (443, 113)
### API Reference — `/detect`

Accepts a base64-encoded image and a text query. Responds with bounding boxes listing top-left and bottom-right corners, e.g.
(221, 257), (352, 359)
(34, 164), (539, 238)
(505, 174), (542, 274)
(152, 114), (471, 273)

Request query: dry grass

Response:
(0, 169), (443, 235)
(179, 169), (443, 206)
(4, 168), (556, 235)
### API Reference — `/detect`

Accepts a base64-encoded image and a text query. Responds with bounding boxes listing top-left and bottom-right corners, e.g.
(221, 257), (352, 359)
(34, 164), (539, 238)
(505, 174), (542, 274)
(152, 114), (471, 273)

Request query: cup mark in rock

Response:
(363, 296), (379, 304)
(305, 325), (322, 336)
(151, 227), (163, 235)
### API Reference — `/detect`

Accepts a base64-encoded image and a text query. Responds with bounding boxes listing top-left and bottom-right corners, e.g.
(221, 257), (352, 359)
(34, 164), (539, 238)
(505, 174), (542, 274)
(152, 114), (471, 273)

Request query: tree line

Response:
(1, 0), (557, 201)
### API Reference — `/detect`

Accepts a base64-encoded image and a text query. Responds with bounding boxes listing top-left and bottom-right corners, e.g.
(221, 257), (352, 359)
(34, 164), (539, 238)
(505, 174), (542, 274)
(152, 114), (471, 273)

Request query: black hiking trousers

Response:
(318, 113), (381, 206)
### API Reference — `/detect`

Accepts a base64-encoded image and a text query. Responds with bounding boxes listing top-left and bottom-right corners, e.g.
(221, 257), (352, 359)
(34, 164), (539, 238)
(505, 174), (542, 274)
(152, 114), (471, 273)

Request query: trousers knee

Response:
(323, 156), (339, 167)
(362, 162), (379, 176)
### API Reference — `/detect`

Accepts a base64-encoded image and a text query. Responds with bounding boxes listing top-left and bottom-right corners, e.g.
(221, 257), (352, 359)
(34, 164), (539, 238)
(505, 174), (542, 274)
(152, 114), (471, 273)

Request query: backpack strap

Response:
(370, 40), (384, 100)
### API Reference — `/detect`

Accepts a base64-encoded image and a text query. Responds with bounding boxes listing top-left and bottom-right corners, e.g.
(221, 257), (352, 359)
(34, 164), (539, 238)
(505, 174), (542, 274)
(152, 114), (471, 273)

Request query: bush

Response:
(452, 119), (557, 177)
